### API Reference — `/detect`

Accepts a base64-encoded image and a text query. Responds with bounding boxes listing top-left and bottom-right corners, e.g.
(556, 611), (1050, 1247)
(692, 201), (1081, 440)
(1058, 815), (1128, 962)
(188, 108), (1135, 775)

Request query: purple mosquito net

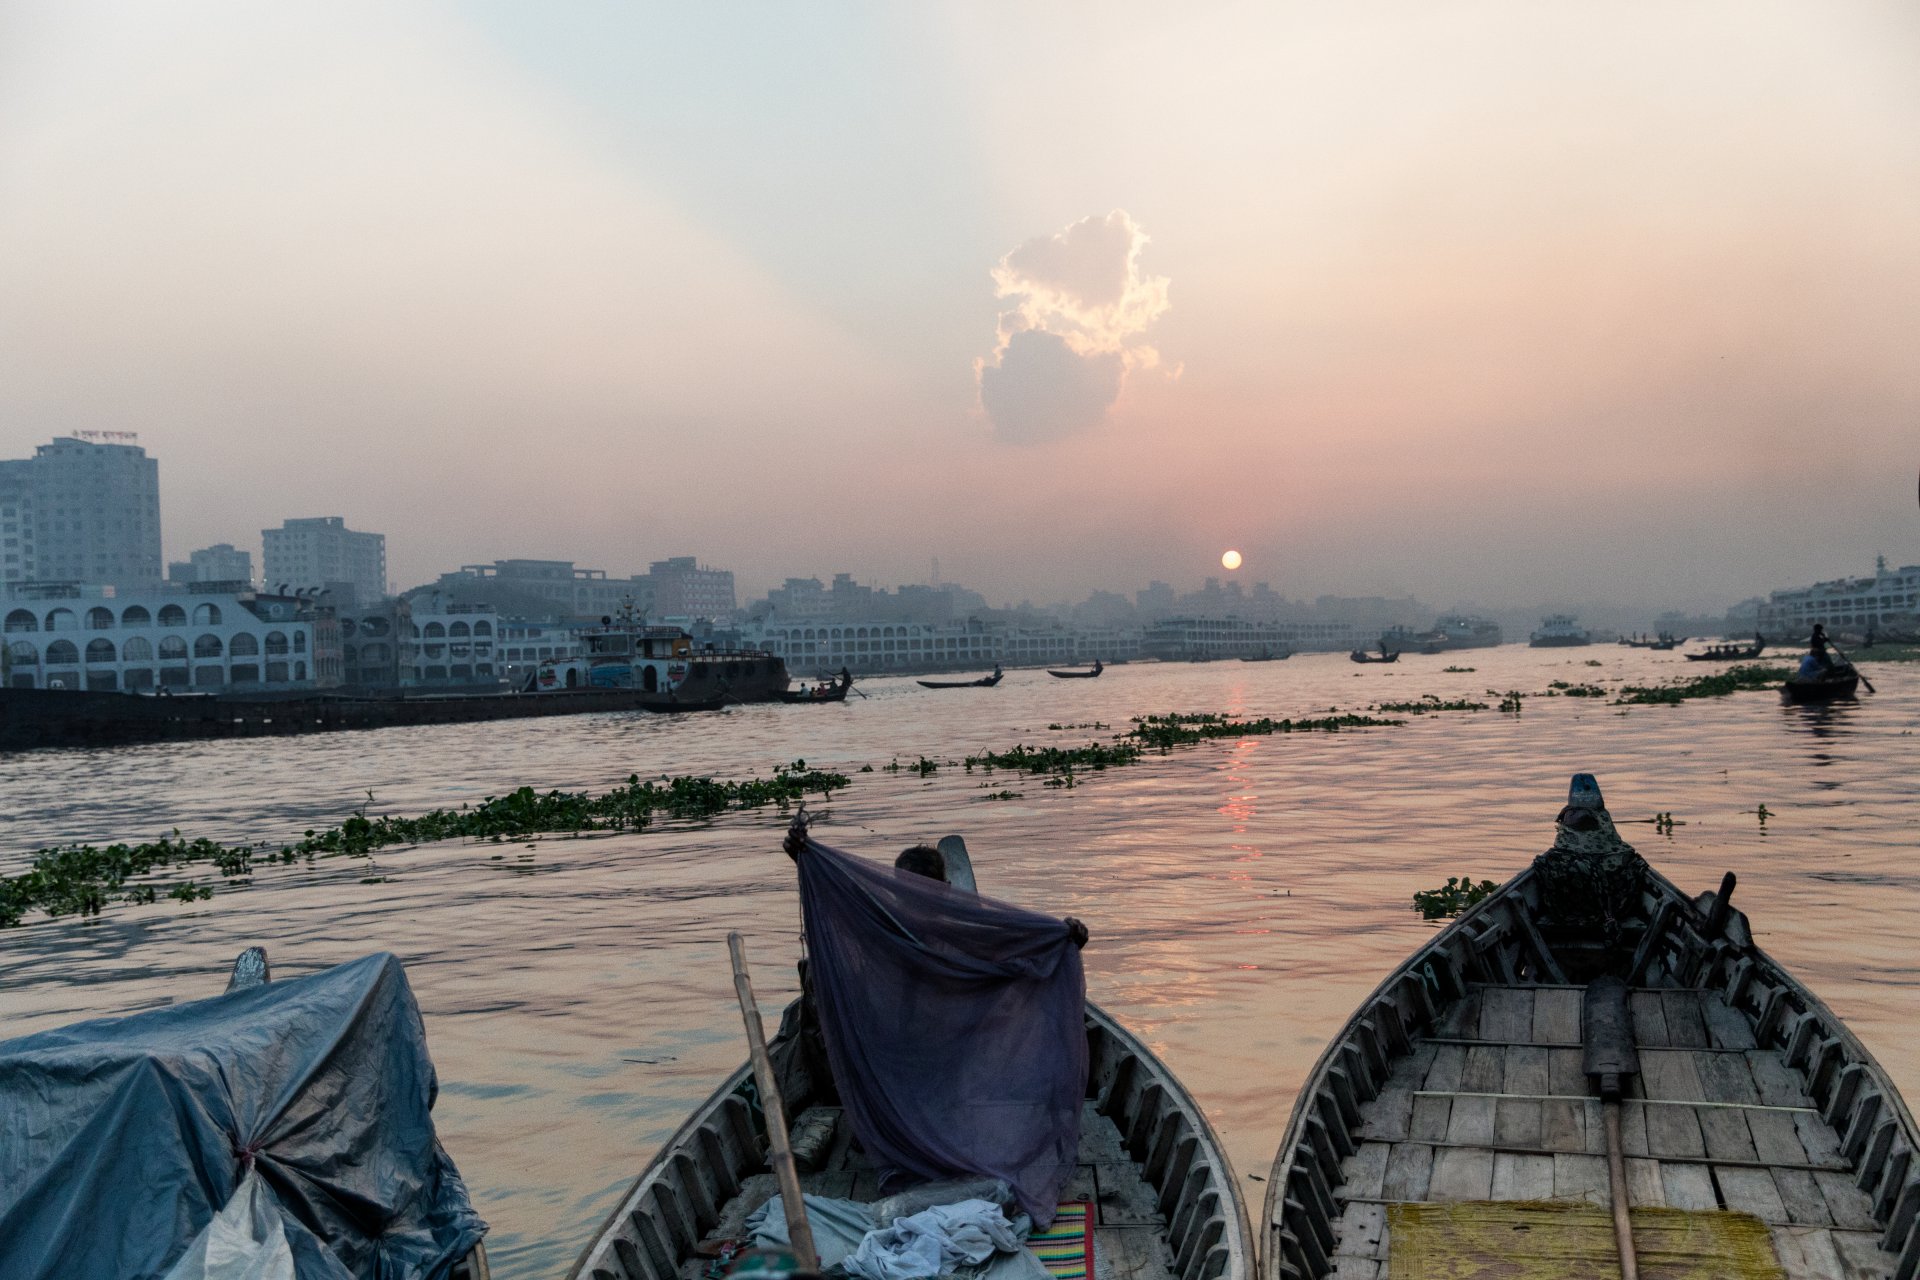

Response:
(793, 835), (1088, 1225)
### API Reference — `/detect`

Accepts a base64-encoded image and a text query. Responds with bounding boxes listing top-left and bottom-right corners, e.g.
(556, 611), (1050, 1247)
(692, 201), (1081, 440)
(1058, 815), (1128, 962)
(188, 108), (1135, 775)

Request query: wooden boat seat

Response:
(690, 1101), (1179, 1280)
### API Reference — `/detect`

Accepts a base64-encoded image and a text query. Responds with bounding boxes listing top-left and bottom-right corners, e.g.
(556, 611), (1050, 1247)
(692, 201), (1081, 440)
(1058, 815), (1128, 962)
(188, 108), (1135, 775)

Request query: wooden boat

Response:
(1686, 636), (1767, 662)
(778, 674), (853, 703)
(1621, 633), (1688, 650)
(916, 668), (1004, 689)
(1783, 669), (1860, 703)
(1241, 650), (1293, 663)
(1049, 661), (1105, 678)
(1350, 650), (1400, 664)
(569, 843), (1252, 1280)
(1262, 781), (1919, 1280)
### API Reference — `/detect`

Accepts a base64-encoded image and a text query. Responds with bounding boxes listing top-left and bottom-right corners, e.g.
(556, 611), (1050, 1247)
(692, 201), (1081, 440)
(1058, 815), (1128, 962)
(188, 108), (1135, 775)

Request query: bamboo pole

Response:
(1602, 1099), (1639, 1280)
(727, 932), (819, 1272)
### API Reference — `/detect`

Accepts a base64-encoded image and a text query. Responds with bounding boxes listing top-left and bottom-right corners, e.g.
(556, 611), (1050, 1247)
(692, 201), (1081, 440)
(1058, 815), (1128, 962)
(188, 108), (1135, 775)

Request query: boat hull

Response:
(1783, 673), (1859, 702)
(570, 1001), (1251, 1280)
(1263, 860), (1920, 1279)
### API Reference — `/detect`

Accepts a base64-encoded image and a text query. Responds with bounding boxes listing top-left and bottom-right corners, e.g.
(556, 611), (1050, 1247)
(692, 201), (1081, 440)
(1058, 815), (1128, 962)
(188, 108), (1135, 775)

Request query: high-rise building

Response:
(262, 517), (386, 606)
(0, 435), (162, 588)
(187, 542), (254, 587)
(647, 556), (736, 619)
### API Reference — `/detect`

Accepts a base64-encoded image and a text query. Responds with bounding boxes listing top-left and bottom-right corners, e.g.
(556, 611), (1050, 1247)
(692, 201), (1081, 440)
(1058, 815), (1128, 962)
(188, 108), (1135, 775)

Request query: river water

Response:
(3, 647), (1916, 1277)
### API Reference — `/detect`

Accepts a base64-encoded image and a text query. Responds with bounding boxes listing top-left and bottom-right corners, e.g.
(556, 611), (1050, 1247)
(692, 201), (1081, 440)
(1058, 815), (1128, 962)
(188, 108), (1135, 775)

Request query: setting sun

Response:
(1221, 549), (1242, 571)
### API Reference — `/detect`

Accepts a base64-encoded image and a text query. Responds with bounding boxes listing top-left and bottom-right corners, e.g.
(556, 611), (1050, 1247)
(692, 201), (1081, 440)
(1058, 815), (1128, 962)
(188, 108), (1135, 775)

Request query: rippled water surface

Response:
(5, 649), (1918, 1278)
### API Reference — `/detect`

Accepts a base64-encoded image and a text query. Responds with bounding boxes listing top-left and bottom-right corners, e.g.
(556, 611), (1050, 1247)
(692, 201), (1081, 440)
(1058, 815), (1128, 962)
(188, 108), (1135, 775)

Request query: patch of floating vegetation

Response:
(1413, 875), (1499, 919)
(1612, 664), (1793, 705)
(1442, 666), (1476, 673)
(1046, 721), (1108, 731)
(1546, 681), (1607, 697)
(1125, 711), (1400, 751)
(0, 761), (848, 928)
(1498, 691), (1525, 714)
(1374, 695), (1489, 714)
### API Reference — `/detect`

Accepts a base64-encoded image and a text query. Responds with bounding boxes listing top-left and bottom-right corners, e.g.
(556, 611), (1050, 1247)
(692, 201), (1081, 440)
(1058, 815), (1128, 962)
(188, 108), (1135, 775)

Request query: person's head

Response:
(894, 845), (948, 882)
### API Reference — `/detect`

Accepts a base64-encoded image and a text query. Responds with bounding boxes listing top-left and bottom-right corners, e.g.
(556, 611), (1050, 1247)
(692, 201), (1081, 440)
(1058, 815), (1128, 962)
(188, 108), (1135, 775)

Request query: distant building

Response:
(262, 517), (386, 606)
(401, 603), (500, 687)
(0, 434), (162, 589)
(188, 542), (254, 587)
(648, 556), (735, 619)
(740, 616), (1094, 672)
(435, 560), (650, 621)
(3, 582), (337, 692)
(1757, 555), (1920, 636)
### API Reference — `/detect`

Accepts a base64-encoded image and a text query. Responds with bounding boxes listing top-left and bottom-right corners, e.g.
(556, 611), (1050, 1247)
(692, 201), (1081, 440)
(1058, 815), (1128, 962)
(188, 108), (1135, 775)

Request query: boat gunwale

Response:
(1260, 859), (1920, 1279)
(569, 999), (1253, 1280)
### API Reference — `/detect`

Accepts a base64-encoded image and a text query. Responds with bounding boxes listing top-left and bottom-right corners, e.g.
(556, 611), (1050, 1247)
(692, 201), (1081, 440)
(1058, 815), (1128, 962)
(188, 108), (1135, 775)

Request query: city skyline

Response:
(4, 4), (1918, 610)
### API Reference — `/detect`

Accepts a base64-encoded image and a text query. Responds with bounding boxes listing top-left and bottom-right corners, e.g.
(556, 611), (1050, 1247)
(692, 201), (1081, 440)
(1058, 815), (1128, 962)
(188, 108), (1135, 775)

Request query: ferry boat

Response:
(535, 624), (789, 702)
(1529, 614), (1593, 647)
(1380, 615), (1503, 654)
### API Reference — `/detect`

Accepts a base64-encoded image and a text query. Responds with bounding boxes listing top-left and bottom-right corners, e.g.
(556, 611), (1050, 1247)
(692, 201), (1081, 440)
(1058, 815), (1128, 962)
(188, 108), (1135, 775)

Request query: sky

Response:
(2, 1), (1918, 609)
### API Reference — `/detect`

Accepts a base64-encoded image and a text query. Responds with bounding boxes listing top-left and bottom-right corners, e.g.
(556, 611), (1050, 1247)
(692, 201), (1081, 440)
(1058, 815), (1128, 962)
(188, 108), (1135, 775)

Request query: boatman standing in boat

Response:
(1799, 624), (1836, 681)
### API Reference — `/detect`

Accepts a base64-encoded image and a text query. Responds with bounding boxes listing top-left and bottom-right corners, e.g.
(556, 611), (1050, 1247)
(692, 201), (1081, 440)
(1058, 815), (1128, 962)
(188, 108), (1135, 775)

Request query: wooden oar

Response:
(1824, 637), (1875, 694)
(1584, 975), (1641, 1280)
(726, 932), (819, 1271)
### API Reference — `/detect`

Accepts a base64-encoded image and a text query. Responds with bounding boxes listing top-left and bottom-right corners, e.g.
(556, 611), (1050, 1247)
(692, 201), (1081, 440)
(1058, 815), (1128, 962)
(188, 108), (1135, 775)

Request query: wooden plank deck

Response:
(1336, 983), (1901, 1279)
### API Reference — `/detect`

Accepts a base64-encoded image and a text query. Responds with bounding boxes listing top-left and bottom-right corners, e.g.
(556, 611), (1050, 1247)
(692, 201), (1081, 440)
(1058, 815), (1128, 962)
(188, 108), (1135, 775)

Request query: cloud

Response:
(976, 210), (1169, 443)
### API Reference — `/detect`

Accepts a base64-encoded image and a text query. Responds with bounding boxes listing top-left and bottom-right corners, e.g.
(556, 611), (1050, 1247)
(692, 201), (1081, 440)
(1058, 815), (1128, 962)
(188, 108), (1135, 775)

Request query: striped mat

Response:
(1028, 1201), (1094, 1279)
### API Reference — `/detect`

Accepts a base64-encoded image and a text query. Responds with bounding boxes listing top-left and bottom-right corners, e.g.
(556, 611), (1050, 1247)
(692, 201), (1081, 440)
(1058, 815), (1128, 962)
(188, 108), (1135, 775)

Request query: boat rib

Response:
(1262, 863), (1920, 1280)
(570, 1002), (1251, 1280)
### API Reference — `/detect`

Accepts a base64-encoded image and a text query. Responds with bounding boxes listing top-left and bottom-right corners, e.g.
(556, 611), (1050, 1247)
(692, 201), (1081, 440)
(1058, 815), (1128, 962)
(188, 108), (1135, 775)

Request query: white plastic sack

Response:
(163, 1170), (295, 1280)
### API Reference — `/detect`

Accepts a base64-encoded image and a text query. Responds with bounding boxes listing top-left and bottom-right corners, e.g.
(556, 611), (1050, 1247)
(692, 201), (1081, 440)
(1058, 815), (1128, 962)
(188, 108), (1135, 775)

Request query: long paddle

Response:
(726, 932), (819, 1271)
(1584, 975), (1641, 1280)
(1824, 636), (1875, 694)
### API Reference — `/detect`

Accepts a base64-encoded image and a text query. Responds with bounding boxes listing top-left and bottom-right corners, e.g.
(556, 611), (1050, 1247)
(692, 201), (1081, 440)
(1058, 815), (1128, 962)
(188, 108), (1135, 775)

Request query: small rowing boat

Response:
(1782, 669), (1860, 703)
(917, 665), (1003, 689)
(779, 670), (854, 703)
(1686, 635), (1767, 662)
(1048, 660), (1105, 678)
(1242, 649), (1293, 662)
(1264, 775), (1919, 1280)
(1351, 650), (1400, 664)
(570, 836), (1251, 1280)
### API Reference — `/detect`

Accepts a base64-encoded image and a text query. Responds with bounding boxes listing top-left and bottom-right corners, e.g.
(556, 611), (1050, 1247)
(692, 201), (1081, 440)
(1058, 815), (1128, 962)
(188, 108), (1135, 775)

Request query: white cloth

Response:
(843, 1199), (1029, 1280)
(162, 1170), (296, 1280)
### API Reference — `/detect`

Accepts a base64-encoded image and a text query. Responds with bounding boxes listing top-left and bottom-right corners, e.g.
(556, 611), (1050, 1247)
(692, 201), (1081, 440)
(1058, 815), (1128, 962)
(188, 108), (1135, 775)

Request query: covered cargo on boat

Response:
(0, 951), (485, 1280)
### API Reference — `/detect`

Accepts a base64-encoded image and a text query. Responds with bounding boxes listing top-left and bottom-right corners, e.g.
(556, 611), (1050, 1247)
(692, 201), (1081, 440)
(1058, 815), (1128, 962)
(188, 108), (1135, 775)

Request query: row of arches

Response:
(3, 603), (238, 632)
(5, 631), (303, 665)
(416, 620), (493, 638)
(9, 661), (310, 691)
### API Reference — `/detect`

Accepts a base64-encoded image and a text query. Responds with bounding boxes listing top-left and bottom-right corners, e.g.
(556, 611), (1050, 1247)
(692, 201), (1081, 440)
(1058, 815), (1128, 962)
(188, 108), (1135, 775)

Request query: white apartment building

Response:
(262, 517), (387, 605)
(1, 435), (162, 588)
(401, 604), (500, 687)
(2, 585), (337, 692)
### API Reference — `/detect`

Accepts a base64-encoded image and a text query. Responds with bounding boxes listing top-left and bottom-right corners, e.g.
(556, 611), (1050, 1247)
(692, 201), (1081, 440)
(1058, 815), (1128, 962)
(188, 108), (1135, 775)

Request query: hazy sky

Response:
(3, 2), (1918, 608)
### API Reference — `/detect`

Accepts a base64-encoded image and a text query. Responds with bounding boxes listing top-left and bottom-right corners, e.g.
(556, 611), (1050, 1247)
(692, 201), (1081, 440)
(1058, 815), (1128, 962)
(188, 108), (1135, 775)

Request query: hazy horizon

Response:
(4, 2), (1918, 611)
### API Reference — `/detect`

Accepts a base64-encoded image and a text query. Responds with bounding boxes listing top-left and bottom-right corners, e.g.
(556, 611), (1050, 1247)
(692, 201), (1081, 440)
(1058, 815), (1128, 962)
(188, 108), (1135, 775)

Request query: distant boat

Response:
(1239, 648), (1292, 662)
(1382, 615), (1502, 654)
(1619, 631), (1688, 650)
(1686, 634), (1767, 662)
(1528, 614), (1592, 647)
(1047, 660), (1103, 679)
(916, 665), (1003, 689)
(779, 669), (854, 703)
(1350, 648), (1400, 663)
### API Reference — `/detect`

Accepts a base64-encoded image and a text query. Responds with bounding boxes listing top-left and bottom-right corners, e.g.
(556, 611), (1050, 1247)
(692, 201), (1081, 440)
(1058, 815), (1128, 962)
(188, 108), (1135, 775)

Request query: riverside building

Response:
(2, 582), (339, 692)
(1757, 556), (1920, 636)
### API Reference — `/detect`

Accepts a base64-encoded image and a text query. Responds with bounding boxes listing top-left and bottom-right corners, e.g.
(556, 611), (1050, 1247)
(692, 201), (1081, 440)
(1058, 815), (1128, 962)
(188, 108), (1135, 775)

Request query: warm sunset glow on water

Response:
(5, 652), (1917, 1276)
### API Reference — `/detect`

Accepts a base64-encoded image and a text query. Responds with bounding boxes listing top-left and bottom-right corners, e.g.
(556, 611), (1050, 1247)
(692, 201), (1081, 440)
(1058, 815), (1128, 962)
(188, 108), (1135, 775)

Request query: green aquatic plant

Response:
(1442, 666), (1476, 673)
(1412, 876), (1500, 919)
(1126, 711), (1400, 751)
(1498, 691), (1525, 714)
(0, 762), (849, 929)
(1613, 665), (1793, 705)
(1375, 696), (1489, 714)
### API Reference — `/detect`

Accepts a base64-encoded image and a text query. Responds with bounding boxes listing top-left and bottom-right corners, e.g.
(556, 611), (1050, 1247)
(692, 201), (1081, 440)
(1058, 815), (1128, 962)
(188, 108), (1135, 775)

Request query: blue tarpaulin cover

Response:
(794, 836), (1087, 1224)
(0, 951), (485, 1280)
